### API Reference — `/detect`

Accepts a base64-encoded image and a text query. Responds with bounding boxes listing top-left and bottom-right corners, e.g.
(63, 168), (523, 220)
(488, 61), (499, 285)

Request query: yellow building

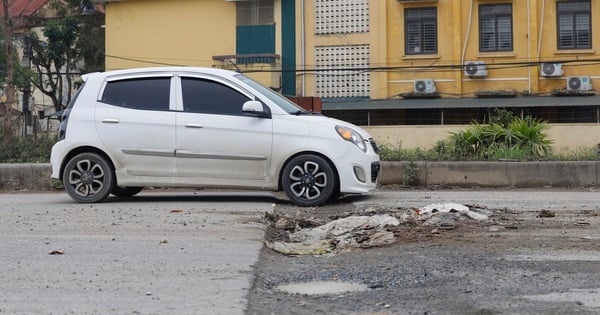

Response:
(299, 0), (600, 126)
(103, 0), (295, 94)
(100, 0), (600, 150)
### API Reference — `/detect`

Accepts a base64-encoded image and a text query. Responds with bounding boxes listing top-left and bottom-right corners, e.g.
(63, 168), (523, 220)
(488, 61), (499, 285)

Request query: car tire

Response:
(62, 152), (114, 203)
(112, 186), (143, 197)
(282, 154), (338, 207)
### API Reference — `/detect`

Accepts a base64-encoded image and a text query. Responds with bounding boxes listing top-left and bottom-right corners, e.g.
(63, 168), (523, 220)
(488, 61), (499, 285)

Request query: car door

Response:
(95, 75), (176, 180)
(174, 75), (273, 185)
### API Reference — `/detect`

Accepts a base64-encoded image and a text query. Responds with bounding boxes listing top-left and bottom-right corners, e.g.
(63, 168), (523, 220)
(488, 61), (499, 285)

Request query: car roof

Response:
(82, 66), (239, 82)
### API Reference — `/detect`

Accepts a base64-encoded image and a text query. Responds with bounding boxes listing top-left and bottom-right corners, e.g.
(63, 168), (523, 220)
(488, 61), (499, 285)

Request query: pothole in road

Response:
(275, 281), (369, 295)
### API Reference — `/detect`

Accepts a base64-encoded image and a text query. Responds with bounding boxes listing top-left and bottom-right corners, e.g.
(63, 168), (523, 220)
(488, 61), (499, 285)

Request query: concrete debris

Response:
(266, 215), (400, 255)
(266, 204), (493, 255)
(266, 240), (334, 256)
(538, 209), (556, 218)
(419, 203), (489, 221)
(289, 215), (400, 243)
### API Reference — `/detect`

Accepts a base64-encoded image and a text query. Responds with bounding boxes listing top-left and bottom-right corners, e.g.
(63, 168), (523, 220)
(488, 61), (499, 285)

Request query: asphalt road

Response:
(2, 188), (600, 315)
(0, 191), (275, 315)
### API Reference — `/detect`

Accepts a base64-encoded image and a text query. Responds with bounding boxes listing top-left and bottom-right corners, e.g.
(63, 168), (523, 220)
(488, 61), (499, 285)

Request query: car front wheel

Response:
(62, 152), (114, 203)
(282, 154), (338, 207)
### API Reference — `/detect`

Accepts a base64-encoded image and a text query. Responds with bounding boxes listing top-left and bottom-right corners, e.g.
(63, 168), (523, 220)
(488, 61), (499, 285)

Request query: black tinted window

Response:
(182, 78), (249, 115)
(479, 4), (513, 52)
(405, 7), (437, 55)
(100, 77), (170, 111)
(557, 0), (591, 50)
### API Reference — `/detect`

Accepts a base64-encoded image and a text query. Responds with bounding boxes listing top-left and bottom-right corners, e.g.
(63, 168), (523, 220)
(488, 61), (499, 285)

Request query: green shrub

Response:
(445, 115), (553, 160)
(378, 112), (595, 162)
(402, 161), (419, 186)
(0, 129), (56, 163)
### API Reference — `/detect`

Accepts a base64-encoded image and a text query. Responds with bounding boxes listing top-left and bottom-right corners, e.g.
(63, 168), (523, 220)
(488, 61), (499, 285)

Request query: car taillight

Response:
(57, 109), (70, 141)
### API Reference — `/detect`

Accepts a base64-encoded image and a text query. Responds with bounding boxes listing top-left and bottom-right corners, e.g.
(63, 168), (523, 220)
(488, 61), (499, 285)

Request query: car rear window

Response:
(100, 77), (170, 111)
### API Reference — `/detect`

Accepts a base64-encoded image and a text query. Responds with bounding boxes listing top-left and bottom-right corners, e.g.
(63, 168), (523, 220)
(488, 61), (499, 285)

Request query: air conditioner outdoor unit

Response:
(540, 63), (563, 77)
(567, 76), (592, 91)
(464, 61), (487, 77)
(414, 79), (436, 94)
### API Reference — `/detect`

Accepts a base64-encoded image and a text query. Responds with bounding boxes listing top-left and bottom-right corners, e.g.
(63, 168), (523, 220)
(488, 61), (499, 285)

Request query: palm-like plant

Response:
(448, 114), (553, 160)
(509, 117), (553, 157)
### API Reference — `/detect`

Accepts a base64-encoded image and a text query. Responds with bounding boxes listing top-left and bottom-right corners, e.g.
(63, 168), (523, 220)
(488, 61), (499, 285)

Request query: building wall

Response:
(104, 0), (600, 99)
(104, 0), (285, 87)
(104, 0), (237, 70)
(386, 0), (600, 98)
(104, 0), (288, 87)
(297, 0), (388, 99)
(297, 0), (600, 99)
(365, 124), (600, 153)
(106, 0), (236, 70)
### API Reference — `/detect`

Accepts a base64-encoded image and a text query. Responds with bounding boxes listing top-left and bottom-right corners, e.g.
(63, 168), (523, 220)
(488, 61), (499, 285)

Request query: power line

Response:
(106, 53), (600, 75)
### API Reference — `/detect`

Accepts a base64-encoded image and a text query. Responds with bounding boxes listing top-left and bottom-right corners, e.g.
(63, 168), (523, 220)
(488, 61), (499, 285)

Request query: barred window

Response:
(405, 7), (437, 55)
(557, 0), (591, 49)
(479, 4), (513, 52)
(236, 0), (274, 26)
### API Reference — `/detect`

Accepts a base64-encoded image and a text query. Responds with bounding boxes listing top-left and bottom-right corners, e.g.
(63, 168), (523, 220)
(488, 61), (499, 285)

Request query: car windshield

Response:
(236, 74), (308, 114)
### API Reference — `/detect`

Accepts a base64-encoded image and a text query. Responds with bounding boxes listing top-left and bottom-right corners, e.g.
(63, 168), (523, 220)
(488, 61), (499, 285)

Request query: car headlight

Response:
(335, 125), (367, 152)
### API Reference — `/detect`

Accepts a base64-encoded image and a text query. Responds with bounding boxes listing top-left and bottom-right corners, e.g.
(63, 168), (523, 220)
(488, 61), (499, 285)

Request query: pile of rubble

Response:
(265, 203), (493, 255)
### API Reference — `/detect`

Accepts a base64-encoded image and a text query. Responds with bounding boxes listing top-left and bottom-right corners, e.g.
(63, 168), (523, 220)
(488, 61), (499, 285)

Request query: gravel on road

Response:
(247, 188), (600, 315)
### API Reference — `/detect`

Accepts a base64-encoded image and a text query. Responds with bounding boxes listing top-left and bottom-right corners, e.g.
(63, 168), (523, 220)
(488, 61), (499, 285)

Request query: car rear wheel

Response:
(112, 186), (143, 197)
(282, 154), (338, 207)
(62, 153), (114, 203)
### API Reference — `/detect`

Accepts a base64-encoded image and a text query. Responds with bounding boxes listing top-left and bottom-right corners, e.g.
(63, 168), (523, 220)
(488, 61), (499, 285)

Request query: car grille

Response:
(371, 162), (380, 183)
(369, 138), (379, 154)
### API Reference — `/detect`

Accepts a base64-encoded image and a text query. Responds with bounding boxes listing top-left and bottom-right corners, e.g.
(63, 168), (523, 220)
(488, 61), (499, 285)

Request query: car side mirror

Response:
(242, 100), (271, 118)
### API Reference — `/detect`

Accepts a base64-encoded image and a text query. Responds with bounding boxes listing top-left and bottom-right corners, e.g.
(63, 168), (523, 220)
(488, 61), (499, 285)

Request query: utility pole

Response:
(1, 0), (15, 139)
(22, 34), (32, 135)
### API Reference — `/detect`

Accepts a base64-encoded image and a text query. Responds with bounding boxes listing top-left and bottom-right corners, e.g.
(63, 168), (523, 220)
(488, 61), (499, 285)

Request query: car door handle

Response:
(185, 123), (203, 129)
(102, 118), (120, 124)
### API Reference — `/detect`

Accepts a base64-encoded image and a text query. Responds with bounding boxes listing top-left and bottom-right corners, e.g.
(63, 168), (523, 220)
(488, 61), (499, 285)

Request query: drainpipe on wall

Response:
(537, 0), (545, 60)
(527, 0), (531, 95)
(461, 0), (475, 67)
(301, 0), (306, 96)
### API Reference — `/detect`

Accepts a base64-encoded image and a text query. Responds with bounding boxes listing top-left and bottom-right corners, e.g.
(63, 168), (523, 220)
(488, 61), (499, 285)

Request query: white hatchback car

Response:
(51, 67), (380, 206)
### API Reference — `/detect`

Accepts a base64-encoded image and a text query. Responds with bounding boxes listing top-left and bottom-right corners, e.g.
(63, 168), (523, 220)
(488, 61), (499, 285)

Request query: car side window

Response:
(100, 77), (170, 111)
(181, 77), (250, 116)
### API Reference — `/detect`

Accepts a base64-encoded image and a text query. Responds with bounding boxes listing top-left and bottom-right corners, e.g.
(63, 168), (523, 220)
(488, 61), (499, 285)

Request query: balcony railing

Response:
(212, 53), (282, 90)
(212, 53), (281, 68)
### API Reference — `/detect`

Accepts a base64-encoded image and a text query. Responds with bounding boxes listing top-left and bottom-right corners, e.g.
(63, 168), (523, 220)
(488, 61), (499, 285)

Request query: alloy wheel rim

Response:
(68, 159), (105, 197)
(288, 161), (328, 200)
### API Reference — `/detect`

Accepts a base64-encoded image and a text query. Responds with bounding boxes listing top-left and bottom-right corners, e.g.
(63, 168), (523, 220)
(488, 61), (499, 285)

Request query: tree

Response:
(29, 16), (79, 112)
(28, 0), (105, 112)
(51, 0), (105, 72)
(72, 0), (105, 73)
(1, 0), (37, 139)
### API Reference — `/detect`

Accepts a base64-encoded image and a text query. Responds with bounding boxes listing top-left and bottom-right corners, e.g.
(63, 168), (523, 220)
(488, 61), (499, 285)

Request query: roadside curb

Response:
(0, 163), (56, 191)
(1, 161), (599, 191)
(380, 161), (600, 187)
